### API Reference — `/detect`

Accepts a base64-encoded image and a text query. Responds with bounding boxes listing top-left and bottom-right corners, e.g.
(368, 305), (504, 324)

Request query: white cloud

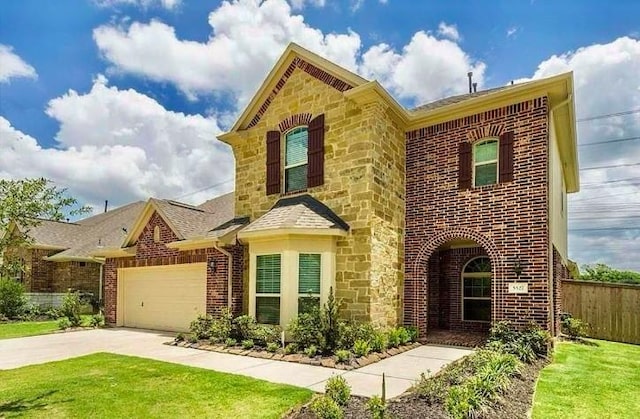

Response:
(0, 76), (233, 209)
(359, 31), (485, 103)
(506, 26), (519, 38)
(437, 22), (461, 42)
(0, 44), (37, 83)
(350, 0), (364, 12)
(288, 0), (325, 10)
(523, 36), (640, 270)
(93, 0), (181, 10)
(94, 0), (362, 105)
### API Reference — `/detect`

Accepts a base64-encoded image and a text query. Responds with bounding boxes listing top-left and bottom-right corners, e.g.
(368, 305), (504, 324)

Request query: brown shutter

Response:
(266, 130), (281, 195)
(499, 131), (515, 183)
(307, 113), (325, 188)
(458, 141), (472, 190)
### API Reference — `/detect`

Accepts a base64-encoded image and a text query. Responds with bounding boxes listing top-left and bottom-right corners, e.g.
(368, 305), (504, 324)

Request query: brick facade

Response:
(405, 97), (551, 337)
(103, 211), (245, 325)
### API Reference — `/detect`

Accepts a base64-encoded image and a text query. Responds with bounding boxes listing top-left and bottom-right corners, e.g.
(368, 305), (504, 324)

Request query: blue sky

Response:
(1, 0), (639, 269)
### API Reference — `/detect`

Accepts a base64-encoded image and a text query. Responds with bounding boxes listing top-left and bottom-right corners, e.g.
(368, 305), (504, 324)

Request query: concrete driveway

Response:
(0, 328), (472, 398)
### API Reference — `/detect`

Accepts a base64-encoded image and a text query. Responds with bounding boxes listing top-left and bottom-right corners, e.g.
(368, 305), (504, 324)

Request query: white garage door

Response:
(119, 263), (206, 332)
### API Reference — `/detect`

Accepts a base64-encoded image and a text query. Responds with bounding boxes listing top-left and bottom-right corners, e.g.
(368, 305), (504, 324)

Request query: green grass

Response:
(533, 339), (640, 419)
(0, 353), (313, 418)
(0, 320), (59, 340)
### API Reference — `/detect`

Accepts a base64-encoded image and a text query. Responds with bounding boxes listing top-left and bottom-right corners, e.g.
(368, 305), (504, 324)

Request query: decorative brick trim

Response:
(246, 57), (354, 129)
(278, 113), (313, 132)
(466, 124), (505, 142)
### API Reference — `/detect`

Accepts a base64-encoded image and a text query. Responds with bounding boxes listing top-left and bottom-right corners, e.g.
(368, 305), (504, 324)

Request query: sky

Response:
(1, 0), (639, 270)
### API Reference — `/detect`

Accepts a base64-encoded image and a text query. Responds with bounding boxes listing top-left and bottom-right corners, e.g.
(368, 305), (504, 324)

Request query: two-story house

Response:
(98, 43), (578, 338)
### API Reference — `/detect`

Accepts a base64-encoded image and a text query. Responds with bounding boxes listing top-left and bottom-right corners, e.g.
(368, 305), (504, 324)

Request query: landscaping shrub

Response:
(60, 291), (82, 327)
(406, 325), (419, 343)
(187, 335), (198, 344)
(288, 310), (323, 350)
(325, 375), (351, 406)
(386, 328), (401, 348)
(241, 339), (254, 349)
(310, 396), (344, 419)
(224, 338), (237, 347)
(232, 315), (257, 341)
(319, 287), (341, 353)
(266, 342), (280, 353)
(561, 312), (589, 339)
(0, 277), (26, 319)
(189, 314), (214, 340)
(445, 379), (486, 419)
(397, 326), (411, 345)
(90, 312), (105, 328)
(57, 317), (72, 330)
(210, 307), (233, 343)
(284, 343), (298, 354)
(367, 395), (386, 419)
(413, 371), (448, 404)
(305, 345), (318, 357)
(369, 330), (388, 353)
(335, 349), (351, 363)
(353, 339), (371, 357)
(250, 324), (282, 347)
(488, 320), (551, 362)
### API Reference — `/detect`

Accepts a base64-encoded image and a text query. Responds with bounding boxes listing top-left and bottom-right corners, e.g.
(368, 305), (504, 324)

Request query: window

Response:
(473, 139), (498, 187)
(285, 127), (308, 192)
(153, 226), (161, 243)
(462, 256), (491, 322)
(256, 254), (281, 324)
(298, 254), (321, 314)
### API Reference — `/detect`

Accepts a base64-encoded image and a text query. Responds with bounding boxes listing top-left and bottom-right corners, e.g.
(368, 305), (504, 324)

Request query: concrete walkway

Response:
(0, 328), (472, 398)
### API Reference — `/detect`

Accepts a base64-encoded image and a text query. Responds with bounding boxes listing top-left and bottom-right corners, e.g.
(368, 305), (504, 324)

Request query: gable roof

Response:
(411, 85), (516, 113)
(18, 219), (84, 250)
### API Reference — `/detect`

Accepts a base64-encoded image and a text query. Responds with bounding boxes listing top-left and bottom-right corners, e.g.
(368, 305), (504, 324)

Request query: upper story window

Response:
(473, 139), (499, 187)
(285, 127), (308, 192)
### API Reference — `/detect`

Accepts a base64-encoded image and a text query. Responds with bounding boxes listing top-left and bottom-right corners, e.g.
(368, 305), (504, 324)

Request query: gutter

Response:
(213, 243), (234, 310)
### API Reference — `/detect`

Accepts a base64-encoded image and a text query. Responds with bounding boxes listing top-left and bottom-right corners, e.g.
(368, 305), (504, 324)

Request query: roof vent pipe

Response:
(104, 200), (108, 213)
(473, 82), (477, 93)
(467, 72), (473, 93)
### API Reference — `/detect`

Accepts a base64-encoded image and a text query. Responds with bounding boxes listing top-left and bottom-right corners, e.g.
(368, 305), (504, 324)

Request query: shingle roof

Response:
(241, 194), (349, 234)
(23, 220), (84, 249)
(411, 84), (517, 113)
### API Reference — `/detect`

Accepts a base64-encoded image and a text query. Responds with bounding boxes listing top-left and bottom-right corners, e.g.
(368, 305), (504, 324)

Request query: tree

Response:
(0, 178), (91, 278)
(580, 263), (640, 285)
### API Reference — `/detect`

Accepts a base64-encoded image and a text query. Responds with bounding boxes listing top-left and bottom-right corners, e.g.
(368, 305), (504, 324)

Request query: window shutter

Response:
(307, 114), (325, 188)
(266, 130), (281, 195)
(458, 141), (472, 190)
(499, 131), (515, 183)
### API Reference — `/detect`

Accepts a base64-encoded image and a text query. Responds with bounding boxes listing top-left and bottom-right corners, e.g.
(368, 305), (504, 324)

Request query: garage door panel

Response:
(119, 263), (206, 332)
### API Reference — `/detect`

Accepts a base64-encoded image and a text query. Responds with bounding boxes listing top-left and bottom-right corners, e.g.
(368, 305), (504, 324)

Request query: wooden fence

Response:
(561, 280), (640, 345)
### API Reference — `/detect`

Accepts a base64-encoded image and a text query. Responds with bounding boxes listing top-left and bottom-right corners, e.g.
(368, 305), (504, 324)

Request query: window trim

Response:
(283, 126), (309, 193)
(255, 253), (282, 325)
(461, 256), (492, 323)
(473, 138), (499, 188)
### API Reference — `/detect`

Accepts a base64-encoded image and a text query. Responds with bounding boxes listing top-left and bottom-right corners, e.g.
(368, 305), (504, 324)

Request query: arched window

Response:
(473, 139), (498, 187)
(284, 127), (308, 192)
(462, 256), (491, 322)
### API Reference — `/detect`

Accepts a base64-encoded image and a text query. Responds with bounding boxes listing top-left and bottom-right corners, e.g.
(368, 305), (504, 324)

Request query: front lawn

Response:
(0, 320), (59, 340)
(533, 339), (640, 418)
(0, 353), (313, 418)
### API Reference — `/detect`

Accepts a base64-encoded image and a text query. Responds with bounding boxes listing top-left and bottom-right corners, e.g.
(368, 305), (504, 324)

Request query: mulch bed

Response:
(288, 358), (548, 419)
(166, 339), (422, 370)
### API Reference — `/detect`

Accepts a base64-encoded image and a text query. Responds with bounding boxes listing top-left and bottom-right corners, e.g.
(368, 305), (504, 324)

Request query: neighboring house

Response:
(98, 43), (578, 337)
(2, 202), (144, 307)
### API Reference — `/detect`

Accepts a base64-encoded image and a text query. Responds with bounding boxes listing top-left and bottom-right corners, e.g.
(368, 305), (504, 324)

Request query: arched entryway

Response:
(405, 227), (504, 343)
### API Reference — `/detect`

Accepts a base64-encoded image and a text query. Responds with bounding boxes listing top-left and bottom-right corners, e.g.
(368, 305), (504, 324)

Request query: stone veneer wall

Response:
(230, 68), (405, 327)
(103, 211), (244, 325)
(405, 97), (551, 336)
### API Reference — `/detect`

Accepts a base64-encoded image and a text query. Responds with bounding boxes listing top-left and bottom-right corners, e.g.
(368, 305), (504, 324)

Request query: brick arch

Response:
(407, 227), (505, 337)
(278, 113), (313, 133)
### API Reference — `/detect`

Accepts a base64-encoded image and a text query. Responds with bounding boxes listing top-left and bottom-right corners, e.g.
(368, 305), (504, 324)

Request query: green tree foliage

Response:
(0, 178), (90, 277)
(580, 263), (640, 285)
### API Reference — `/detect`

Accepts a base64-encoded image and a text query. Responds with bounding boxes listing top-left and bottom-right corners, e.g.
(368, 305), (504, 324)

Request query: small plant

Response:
(353, 339), (371, 357)
(288, 310), (323, 351)
(310, 395), (344, 419)
(61, 291), (82, 327)
(305, 345), (318, 357)
(367, 395), (386, 419)
(224, 337), (237, 347)
(284, 343), (298, 354)
(325, 375), (351, 406)
(445, 380), (486, 419)
(319, 287), (341, 353)
(175, 333), (185, 342)
(335, 349), (351, 363)
(57, 317), (72, 330)
(266, 342), (280, 353)
(406, 326), (419, 342)
(251, 324), (282, 347)
(397, 327), (411, 345)
(89, 312), (105, 328)
(387, 329), (401, 348)
(369, 331), (387, 353)
(187, 335), (198, 344)
(210, 307), (233, 343)
(233, 315), (257, 341)
(241, 339), (254, 349)
(413, 371), (448, 404)
(561, 312), (588, 339)
(0, 277), (27, 319)
(189, 314), (214, 340)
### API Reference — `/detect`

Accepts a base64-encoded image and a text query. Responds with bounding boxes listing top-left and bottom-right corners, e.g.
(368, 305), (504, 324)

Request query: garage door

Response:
(119, 263), (206, 332)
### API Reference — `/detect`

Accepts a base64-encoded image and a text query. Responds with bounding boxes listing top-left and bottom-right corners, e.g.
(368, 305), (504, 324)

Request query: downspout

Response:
(213, 243), (233, 310)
